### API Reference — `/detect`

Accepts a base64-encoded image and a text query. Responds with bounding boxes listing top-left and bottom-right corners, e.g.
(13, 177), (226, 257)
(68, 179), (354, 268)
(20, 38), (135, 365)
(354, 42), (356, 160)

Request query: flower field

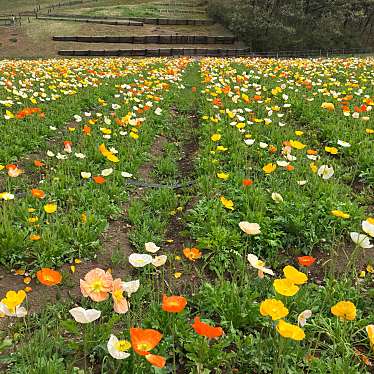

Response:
(0, 56), (373, 373)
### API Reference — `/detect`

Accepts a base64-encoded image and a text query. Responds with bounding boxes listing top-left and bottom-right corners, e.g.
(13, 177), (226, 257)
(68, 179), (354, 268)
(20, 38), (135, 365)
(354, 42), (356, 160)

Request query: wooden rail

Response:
(58, 48), (249, 57)
(37, 15), (143, 26)
(42, 13), (214, 25)
(53, 35), (236, 44)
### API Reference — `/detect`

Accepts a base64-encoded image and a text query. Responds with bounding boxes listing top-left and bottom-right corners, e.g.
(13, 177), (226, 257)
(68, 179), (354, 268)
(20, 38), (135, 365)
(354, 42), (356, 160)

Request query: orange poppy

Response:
(83, 125), (91, 135)
(31, 189), (45, 199)
(242, 179), (253, 187)
(145, 354), (166, 368)
(268, 145), (277, 154)
(286, 165), (294, 171)
(183, 247), (202, 261)
(297, 256), (316, 267)
(6, 164), (17, 170)
(162, 295), (187, 313)
(93, 176), (106, 184)
(192, 316), (223, 339)
(307, 149), (318, 155)
(36, 268), (62, 286)
(130, 328), (163, 356)
(34, 160), (44, 167)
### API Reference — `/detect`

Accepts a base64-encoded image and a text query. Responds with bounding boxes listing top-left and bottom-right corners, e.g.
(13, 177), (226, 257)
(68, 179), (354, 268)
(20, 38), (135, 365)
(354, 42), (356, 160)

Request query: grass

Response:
(0, 56), (373, 373)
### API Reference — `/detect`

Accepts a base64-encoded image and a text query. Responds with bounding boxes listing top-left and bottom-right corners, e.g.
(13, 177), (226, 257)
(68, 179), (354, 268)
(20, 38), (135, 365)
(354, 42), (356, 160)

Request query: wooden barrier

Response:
(58, 48), (250, 57)
(42, 13), (214, 25)
(52, 35), (236, 44)
(158, 9), (206, 14)
(37, 16), (143, 26)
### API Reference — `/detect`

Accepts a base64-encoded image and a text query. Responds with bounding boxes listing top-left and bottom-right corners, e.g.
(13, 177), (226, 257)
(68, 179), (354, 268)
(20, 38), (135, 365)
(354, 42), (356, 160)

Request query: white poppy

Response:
(81, 172), (91, 179)
(239, 222), (261, 235)
(121, 172), (133, 178)
(122, 279), (140, 297)
(75, 153), (86, 159)
(49, 126), (57, 131)
(298, 310), (312, 327)
(350, 232), (373, 249)
(317, 165), (334, 180)
(277, 160), (289, 167)
(128, 253), (153, 268)
(56, 153), (67, 160)
(152, 255), (167, 267)
(244, 139), (255, 146)
(47, 150), (55, 157)
(69, 307), (101, 324)
(271, 192), (284, 204)
(307, 155), (318, 161)
(145, 242), (160, 253)
(286, 154), (297, 161)
(362, 220), (374, 237)
(247, 254), (274, 276)
(74, 115), (82, 122)
(154, 107), (162, 116)
(101, 168), (113, 177)
(0, 192), (15, 200)
(107, 334), (131, 360)
(297, 180), (308, 186)
(0, 303), (27, 318)
(259, 142), (268, 149)
(337, 140), (351, 148)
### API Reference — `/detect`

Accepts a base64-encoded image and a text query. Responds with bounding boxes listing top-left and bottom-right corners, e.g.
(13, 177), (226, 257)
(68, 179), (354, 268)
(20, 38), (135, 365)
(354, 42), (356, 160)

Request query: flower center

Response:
(91, 280), (104, 292)
(115, 340), (131, 352)
(112, 289), (123, 302)
(137, 343), (151, 351)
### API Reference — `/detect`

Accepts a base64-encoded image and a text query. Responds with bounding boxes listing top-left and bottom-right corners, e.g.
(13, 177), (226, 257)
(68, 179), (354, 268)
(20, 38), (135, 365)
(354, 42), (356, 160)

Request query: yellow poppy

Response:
(283, 265), (308, 285)
(260, 299), (289, 320)
(273, 278), (299, 297)
(263, 163), (277, 174)
(220, 196), (234, 210)
(44, 203), (57, 214)
(331, 210), (350, 219)
(331, 301), (356, 321)
(276, 320), (305, 341)
(211, 133), (221, 142)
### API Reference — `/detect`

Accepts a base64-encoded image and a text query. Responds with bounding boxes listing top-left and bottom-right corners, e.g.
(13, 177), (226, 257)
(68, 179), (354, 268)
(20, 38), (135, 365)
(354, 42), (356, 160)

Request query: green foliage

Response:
(207, 0), (374, 51)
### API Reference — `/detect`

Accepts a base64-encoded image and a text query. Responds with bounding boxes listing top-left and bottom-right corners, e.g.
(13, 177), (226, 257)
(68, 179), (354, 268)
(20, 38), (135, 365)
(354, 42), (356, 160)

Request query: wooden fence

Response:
(42, 13), (214, 25)
(53, 35), (236, 44)
(37, 15), (143, 26)
(57, 47), (374, 58)
(158, 9), (207, 14)
(0, 16), (21, 25)
(58, 48), (249, 57)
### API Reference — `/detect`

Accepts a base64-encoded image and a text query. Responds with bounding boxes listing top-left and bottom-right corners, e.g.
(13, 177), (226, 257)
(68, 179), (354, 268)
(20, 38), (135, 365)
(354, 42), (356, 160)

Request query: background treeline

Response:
(207, 0), (374, 51)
